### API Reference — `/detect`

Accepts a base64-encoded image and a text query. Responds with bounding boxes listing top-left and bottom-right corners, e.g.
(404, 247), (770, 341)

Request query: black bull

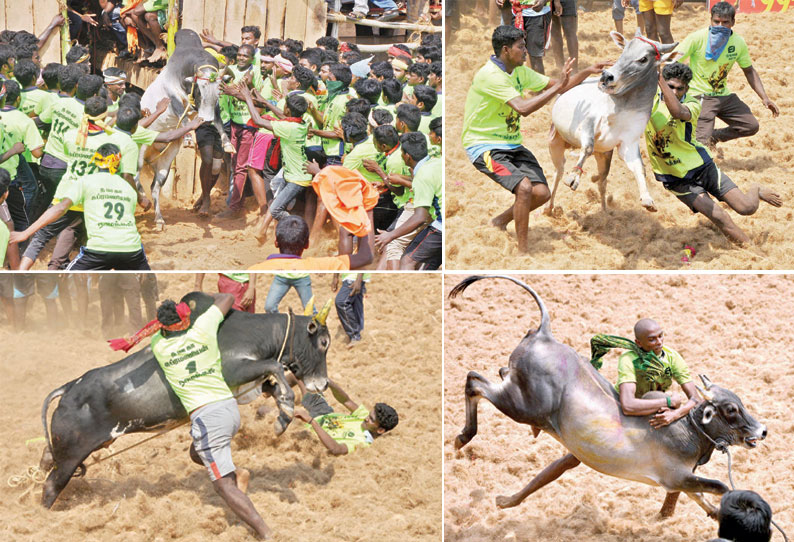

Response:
(40, 292), (330, 509)
(451, 275), (767, 518)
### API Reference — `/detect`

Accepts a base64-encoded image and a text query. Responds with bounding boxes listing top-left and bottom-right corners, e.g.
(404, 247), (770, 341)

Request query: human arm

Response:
(8, 198), (71, 244)
(194, 273), (205, 291)
(293, 409), (349, 455)
(327, 378), (360, 412)
(307, 101), (324, 127)
(30, 146), (44, 159)
(548, 60), (613, 95)
(0, 142), (27, 164)
(506, 58), (574, 116)
(239, 275), (256, 309)
(649, 381), (700, 428)
(618, 382), (683, 416)
(154, 117), (204, 143)
(349, 274), (364, 297)
(374, 206), (431, 251)
(331, 273), (339, 292)
(69, 9), (98, 27)
(211, 292), (235, 316)
(348, 235), (373, 269)
(37, 13), (65, 48)
(658, 71), (691, 121)
(229, 84), (274, 131)
(741, 65), (779, 117)
(139, 98), (171, 129)
(200, 29), (233, 52)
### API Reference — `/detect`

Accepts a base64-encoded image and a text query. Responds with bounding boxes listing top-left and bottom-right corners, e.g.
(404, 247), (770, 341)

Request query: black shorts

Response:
(472, 146), (547, 193)
(557, 0), (578, 17)
(521, 13), (552, 58)
(404, 225), (442, 270)
(66, 247), (151, 270)
(662, 162), (738, 213)
(301, 392), (335, 419)
(195, 122), (224, 156)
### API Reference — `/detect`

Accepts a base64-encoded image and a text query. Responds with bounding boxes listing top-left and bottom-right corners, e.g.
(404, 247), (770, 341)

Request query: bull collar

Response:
(636, 37), (661, 60)
(687, 404), (730, 452)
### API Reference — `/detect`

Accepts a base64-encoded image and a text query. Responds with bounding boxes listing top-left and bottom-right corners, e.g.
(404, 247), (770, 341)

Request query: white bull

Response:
(547, 32), (678, 214)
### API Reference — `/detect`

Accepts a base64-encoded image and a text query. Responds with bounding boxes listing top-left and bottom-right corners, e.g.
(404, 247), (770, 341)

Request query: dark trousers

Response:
(335, 280), (366, 341)
(98, 274), (143, 335)
(696, 93), (760, 146)
(23, 209), (84, 269)
(29, 165), (66, 223)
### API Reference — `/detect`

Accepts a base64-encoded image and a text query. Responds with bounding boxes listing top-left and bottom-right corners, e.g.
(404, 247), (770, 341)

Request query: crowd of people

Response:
(0, 10), (443, 271)
(458, 0), (780, 252)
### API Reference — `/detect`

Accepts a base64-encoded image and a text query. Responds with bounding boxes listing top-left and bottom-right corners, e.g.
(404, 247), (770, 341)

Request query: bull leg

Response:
(455, 370), (528, 450)
(592, 150), (614, 212)
(666, 473), (728, 519)
(617, 142), (657, 211)
(150, 141), (183, 230)
(495, 453), (581, 508)
(659, 491), (681, 518)
(685, 492), (719, 519)
(228, 357), (295, 436)
(565, 120), (595, 191)
(545, 127), (567, 216)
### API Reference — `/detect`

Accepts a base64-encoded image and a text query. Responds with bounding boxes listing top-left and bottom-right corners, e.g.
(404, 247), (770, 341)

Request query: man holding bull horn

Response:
(109, 293), (272, 539)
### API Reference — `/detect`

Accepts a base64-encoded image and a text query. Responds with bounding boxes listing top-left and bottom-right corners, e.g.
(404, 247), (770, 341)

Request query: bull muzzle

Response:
(744, 425), (767, 448)
(598, 71), (616, 93)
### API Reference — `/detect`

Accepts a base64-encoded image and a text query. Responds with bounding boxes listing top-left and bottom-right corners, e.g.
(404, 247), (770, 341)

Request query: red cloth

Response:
(217, 274), (255, 313)
(108, 302), (191, 352)
(512, 0), (525, 30)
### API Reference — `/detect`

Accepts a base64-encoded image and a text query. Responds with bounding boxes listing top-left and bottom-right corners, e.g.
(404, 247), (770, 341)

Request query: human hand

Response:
(558, 57), (575, 89)
(8, 230), (29, 244)
(589, 60), (614, 76)
(649, 407), (679, 429)
(495, 0), (505, 6)
(293, 409), (312, 423)
(349, 282), (361, 297)
(552, 0), (563, 16)
(765, 99), (780, 117)
(200, 29), (217, 44)
(187, 117), (204, 130)
(80, 13), (99, 27)
(304, 160), (321, 176)
(240, 286), (254, 308)
(10, 142), (25, 155)
(50, 13), (65, 27)
(156, 97), (170, 112)
(361, 159), (383, 176)
(373, 228), (394, 251)
(271, 88), (283, 101)
(333, 125), (344, 140)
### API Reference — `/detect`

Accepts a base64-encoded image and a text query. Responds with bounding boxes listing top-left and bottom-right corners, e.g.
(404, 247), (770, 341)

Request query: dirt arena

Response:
(0, 273), (441, 542)
(446, 4), (794, 269)
(444, 274), (794, 541)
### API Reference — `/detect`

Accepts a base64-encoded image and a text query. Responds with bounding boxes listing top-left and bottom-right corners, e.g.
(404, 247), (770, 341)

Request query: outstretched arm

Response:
(37, 14), (64, 49)
(551, 61), (613, 95)
(741, 65), (779, 117)
(293, 409), (349, 455)
(8, 199), (71, 244)
(328, 378), (360, 412)
(506, 58), (574, 116)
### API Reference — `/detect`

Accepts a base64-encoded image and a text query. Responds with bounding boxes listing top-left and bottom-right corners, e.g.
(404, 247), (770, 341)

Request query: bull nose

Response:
(600, 71), (614, 84)
(761, 426), (767, 440)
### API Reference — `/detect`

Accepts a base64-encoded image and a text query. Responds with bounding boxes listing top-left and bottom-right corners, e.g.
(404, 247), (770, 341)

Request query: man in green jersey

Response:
(148, 294), (272, 539)
(462, 25), (609, 253)
(645, 63), (781, 245)
(494, 318), (702, 509)
(674, 2), (778, 149)
(10, 143), (150, 270)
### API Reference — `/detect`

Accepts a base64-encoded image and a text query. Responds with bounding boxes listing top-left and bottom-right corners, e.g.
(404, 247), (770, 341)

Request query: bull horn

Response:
(699, 374), (714, 390)
(696, 385), (714, 402)
(313, 299), (332, 326)
(303, 296), (315, 316)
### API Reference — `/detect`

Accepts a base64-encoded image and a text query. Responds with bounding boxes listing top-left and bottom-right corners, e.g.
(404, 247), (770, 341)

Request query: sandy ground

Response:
(444, 274), (794, 541)
(0, 272), (441, 542)
(446, 4), (794, 269)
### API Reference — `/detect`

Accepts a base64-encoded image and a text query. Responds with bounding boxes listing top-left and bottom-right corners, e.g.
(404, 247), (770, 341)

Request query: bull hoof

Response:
(641, 198), (657, 212)
(544, 205), (563, 218)
(565, 177), (580, 191)
(454, 435), (469, 450)
(495, 495), (519, 509)
(155, 222), (165, 232)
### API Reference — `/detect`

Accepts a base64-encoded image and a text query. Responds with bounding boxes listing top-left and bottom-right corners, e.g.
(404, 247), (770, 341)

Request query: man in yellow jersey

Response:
(150, 293), (272, 539)
(645, 63), (781, 245)
(494, 318), (702, 509)
(675, 1), (778, 149)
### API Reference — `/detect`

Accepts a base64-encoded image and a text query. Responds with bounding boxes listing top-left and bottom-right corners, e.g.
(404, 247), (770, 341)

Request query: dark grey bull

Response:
(139, 29), (232, 229)
(451, 275), (767, 518)
(40, 292), (331, 509)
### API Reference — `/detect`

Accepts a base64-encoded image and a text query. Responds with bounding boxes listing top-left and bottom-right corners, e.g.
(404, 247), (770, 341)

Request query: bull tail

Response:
(41, 384), (68, 468)
(449, 275), (551, 336)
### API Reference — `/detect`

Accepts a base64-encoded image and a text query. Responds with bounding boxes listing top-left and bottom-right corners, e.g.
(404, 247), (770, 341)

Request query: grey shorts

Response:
(521, 13), (552, 58)
(189, 398), (240, 481)
(661, 162), (737, 213)
(613, 0), (640, 19)
(301, 392), (334, 419)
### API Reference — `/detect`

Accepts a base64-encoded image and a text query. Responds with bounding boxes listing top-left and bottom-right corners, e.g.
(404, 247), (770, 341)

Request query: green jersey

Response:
(271, 119), (311, 186)
(40, 96), (85, 163)
(151, 305), (233, 414)
(220, 272), (249, 282)
(343, 136), (382, 184)
(385, 146), (413, 208)
(431, 92), (443, 117)
(309, 404), (374, 453)
(0, 218), (8, 265)
(61, 171), (142, 252)
(19, 87), (51, 117)
(615, 346), (692, 397)
(34, 90), (60, 117)
(227, 64), (264, 125)
(462, 59), (549, 148)
(280, 90), (321, 147)
(54, 128), (138, 211)
(675, 28), (752, 97)
(0, 107), (44, 174)
(645, 92), (711, 181)
(322, 91), (351, 158)
(131, 126), (159, 147)
(411, 156), (441, 221)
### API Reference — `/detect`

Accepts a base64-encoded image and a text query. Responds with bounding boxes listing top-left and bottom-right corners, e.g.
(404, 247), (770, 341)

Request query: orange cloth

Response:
(120, 0), (143, 53)
(311, 166), (379, 237)
(248, 255), (351, 271)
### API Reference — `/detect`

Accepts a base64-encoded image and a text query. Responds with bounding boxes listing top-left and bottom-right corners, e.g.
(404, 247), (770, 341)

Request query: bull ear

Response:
(307, 319), (318, 334)
(701, 404), (716, 425)
(313, 299), (333, 327)
(699, 374), (714, 390)
(696, 385), (714, 402)
(610, 31), (627, 50)
(303, 296), (315, 317)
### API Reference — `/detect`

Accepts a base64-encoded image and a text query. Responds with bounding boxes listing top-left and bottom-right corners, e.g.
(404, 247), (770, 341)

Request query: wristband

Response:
(666, 395), (672, 408)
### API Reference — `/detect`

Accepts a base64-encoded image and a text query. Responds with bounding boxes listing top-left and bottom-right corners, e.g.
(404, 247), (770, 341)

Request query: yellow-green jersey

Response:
(309, 404), (374, 453)
(645, 92), (712, 182)
(342, 135), (382, 184)
(151, 305), (233, 413)
(615, 346), (692, 397)
(39, 95), (85, 163)
(322, 91), (351, 158)
(675, 27), (752, 97)
(0, 107), (44, 174)
(227, 64), (264, 125)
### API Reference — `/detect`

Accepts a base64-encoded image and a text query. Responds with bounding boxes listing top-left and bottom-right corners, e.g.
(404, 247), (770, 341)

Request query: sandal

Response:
(347, 11), (366, 20)
(379, 9), (399, 21)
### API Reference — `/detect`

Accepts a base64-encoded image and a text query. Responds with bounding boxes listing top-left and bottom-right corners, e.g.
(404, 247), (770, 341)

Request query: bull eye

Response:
(638, 56), (648, 64)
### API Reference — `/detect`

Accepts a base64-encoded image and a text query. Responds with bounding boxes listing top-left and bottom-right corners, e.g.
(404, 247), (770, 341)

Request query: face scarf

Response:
(326, 79), (347, 104)
(589, 334), (667, 383)
(706, 25), (732, 61)
(108, 302), (192, 352)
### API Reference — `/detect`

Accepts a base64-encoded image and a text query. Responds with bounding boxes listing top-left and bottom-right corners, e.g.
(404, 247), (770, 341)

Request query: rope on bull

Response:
(7, 466), (48, 500)
(325, 12), (441, 33)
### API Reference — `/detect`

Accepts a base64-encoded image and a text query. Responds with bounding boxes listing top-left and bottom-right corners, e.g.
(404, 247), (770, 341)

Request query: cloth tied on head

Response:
(108, 302), (192, 352)
(351, 56), (373, 79)
(340, 42), (352, 53)
(388, 45), (411, 60)
(89, 150), (121, 174)
(103, 72), (128, 86)
(706, 26), (732, 61)
(274, 54), (294, 73)
(76, 111), (114, 147)
(391, 58), (409, 71)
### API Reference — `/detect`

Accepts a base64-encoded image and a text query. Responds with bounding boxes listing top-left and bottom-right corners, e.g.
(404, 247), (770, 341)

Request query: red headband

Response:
(388, 45), (411, 59)
(108, 302), (192, 352)
(636, 36), (661, 60)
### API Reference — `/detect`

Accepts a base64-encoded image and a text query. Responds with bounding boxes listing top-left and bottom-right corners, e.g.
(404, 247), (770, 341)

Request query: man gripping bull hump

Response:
(496, 318), (700, 509)
(461, 25), (610, 253)
(118, 293), (272, 539)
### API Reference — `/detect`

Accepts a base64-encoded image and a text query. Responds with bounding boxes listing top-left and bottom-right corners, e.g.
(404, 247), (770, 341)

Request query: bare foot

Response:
(197, 200), (211, 218)
(495, 495), (520, 509)
(191, 199), (202, 213)
(253, 217), (268, 244)
(490, 217), (508, 231)
(147, 47), (167, 64)
(759, 186), (782, 207)
(236, 468), (250, 493)
(139, 195), (152, 212)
